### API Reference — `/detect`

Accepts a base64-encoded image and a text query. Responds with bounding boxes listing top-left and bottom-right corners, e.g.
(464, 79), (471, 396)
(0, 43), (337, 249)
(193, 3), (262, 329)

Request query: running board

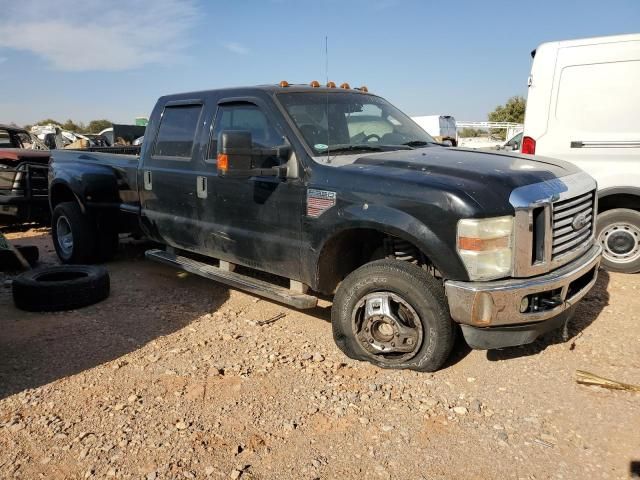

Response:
(145, 249), (318, 309)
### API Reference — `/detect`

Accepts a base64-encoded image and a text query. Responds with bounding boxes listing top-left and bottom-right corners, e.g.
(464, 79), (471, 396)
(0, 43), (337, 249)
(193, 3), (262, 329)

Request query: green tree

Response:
(35, 118), (63, 127)
(62, 119), (86, 132)
(488, 96), (526, 139)
(459, 127), (485, 138)
(86, 119), (113, 134)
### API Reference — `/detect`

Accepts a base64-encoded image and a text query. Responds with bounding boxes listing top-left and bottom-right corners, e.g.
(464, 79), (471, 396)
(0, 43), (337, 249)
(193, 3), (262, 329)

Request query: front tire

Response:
(331, 259), (455, 372)
(596, 208), (640, 273)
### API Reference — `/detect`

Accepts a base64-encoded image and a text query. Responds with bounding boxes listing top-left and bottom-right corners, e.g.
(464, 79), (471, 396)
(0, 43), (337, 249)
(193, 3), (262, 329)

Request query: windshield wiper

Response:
(402, 140), (439, 147)
(319, 144), (384, 154)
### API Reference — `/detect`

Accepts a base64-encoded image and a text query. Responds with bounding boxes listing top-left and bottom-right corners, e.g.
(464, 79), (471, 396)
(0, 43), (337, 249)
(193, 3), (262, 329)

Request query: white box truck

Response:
(521, 33), (640, 273)
(412, 115), (457, 146)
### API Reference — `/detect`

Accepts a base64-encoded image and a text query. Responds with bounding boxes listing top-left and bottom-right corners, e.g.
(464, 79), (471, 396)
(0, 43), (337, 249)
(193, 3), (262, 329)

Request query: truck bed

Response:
(50, 149), (141, 211)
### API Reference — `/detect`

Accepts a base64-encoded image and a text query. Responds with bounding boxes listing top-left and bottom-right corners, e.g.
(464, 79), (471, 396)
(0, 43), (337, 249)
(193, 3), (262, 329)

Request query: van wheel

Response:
(597, 208), (640, 273)
(52, 201), (99, 264)
(331, 259), (455, 372)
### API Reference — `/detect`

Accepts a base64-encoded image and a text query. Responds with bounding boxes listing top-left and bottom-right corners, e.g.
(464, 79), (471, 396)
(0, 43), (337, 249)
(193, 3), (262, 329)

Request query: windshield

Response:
(277, 92), (437, 157)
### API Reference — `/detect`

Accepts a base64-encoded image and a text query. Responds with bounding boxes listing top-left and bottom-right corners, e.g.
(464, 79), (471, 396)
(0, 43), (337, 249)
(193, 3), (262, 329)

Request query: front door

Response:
(194, 100), (305, 279)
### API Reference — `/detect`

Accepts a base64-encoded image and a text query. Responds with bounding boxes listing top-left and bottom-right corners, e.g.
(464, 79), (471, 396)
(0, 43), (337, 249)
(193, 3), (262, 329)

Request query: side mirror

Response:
(217, 130), (290, 179)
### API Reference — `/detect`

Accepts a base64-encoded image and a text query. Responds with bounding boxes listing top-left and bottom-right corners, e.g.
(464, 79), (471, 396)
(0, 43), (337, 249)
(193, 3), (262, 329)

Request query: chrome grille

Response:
(551, 191), (595, 260)
(510, 172), (598, 278)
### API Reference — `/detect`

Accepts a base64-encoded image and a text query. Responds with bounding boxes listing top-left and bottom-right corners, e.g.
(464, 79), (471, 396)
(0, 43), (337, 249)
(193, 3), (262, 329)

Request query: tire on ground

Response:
(12, 265), (110, 312)
(596, 208), (640, 273)
(331, 259), (455, 372)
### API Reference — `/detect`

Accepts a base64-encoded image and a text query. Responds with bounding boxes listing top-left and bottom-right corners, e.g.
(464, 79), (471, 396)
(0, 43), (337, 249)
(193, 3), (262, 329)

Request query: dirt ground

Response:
(1, 228), (639, 480)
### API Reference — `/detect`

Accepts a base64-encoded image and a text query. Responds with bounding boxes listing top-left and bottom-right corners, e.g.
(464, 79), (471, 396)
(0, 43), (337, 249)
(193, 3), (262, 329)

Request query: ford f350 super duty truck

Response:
(48, 82), (602, 371)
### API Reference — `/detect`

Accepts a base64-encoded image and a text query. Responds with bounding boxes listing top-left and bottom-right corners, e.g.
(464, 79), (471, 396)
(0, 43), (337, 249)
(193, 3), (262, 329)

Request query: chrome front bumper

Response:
(445, 244), (601, 327)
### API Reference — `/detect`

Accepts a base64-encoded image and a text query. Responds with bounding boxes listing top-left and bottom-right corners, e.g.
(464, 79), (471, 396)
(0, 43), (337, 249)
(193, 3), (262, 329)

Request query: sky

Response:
(0, 0), (638, 126)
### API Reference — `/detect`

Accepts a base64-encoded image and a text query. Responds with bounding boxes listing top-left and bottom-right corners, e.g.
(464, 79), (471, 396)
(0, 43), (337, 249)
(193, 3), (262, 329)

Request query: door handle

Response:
(196, 176), (207, 199)
(143, 170), (152, 190)
(571, 140), (640, 148)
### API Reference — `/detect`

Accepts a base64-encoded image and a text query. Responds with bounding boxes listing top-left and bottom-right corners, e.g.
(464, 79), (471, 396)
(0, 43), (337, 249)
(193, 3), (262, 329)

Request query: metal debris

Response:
(576, 370), (640, 392)
(256, 312), (286, 326)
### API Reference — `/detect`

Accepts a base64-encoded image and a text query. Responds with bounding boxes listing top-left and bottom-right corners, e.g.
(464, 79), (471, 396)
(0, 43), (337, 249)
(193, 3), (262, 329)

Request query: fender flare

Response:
(49, 178), (86, 213)
(308, 203), (467, 285)
(49, 161), (121, 213)
(598, 186), (640, 199)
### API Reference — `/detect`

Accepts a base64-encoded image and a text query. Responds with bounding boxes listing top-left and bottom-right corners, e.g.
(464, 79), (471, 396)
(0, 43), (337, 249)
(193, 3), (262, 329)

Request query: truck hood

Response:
(0, 148), (50, 164)
(348, 146), (581, 210)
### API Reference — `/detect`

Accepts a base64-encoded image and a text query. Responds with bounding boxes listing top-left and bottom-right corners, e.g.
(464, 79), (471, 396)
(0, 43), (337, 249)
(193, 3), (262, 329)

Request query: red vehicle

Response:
(0, 125), (50, 225)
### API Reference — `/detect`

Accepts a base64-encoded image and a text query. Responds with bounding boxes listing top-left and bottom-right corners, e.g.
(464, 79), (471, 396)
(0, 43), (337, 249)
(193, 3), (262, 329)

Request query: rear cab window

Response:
(153, 104), (203, 159)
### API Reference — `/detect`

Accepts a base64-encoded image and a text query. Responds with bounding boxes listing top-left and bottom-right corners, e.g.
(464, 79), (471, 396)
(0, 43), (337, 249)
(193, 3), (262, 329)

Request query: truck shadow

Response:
(0, 237), (230, 400)
(485, 269), (610, 362)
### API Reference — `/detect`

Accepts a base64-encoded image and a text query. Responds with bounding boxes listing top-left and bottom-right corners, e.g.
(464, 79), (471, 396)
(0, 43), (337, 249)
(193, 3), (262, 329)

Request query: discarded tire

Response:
(12, 265), (110, 312)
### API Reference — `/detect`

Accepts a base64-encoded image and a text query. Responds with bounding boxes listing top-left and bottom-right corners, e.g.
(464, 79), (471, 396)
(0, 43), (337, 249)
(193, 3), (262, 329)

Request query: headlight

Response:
(457, 216), (513, 281)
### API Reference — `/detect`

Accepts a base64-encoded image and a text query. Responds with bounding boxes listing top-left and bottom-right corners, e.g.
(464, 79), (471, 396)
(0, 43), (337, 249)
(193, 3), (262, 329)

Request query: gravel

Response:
(0, 229), (639, 479)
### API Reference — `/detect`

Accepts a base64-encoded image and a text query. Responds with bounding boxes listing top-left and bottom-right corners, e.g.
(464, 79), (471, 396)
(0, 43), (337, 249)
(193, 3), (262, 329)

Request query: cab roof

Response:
(158, 83), (374, 101)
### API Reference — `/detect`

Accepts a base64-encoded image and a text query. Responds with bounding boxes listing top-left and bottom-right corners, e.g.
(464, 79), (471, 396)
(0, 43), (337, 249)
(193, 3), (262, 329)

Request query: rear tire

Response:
(52, 201), (115, 264)
(331, 259), (455, 372)
(596, 208), (640, 273)
(12, 265), (110, 312)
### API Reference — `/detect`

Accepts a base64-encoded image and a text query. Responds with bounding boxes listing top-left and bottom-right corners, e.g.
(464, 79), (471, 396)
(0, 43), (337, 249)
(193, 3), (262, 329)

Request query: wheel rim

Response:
(56, 215), (73, 258)
(599, 222), (640, 265)
(351, 292), (423, 364)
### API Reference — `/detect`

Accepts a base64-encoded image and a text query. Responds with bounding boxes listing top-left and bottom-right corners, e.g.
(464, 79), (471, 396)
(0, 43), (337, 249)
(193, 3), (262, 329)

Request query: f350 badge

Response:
(307, 189), (336, 218)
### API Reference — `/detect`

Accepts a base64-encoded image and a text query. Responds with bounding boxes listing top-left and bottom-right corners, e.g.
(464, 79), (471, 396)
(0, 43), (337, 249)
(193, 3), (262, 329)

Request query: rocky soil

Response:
(1, 229), (639, 479)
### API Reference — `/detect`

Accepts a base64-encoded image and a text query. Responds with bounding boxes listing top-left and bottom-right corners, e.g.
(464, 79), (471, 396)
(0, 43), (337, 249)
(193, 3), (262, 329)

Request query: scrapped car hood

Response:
(345, 147), (583, 212)
(0, 149), (50, 164)
(352, 147), (578, 187)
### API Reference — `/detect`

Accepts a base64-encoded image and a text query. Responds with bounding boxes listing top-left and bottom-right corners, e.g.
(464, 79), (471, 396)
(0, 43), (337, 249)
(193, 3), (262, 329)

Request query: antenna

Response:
(325, 35), (330, 164)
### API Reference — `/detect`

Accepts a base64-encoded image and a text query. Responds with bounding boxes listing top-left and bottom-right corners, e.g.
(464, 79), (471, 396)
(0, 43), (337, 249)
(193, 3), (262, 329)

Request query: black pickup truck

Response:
(49, 83), (602, 371)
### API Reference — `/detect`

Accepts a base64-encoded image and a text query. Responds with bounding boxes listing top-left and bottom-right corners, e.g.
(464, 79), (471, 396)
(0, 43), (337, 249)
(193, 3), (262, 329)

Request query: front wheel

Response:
(596, 208), (640, 273)
(331, 259), (455, 371)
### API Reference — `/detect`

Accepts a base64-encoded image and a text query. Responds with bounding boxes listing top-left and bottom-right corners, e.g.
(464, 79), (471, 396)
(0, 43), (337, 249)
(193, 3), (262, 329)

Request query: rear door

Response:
(139, 99), (206, 248)
(542, 38), (640, 189)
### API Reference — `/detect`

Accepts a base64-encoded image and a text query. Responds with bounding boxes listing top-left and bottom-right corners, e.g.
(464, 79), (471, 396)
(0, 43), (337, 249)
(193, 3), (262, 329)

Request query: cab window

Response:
(153, 105), (202, 159)
(209, 103), (282, 159)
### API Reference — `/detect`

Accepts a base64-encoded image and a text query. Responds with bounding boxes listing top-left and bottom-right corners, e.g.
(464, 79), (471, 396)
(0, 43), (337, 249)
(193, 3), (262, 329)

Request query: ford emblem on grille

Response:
(572, 211), (590, 231)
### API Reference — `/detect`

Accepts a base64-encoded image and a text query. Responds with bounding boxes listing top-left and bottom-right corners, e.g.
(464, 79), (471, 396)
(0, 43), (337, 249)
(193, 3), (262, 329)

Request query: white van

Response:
(522, 33), (640, 273)
(412, 115), (457, 146)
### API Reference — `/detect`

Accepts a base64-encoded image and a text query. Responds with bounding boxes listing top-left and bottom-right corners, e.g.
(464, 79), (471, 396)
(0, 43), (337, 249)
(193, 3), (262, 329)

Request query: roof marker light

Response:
(279, 80), (290, 87)
(310, 80), (320, 88)
(359, 85), (368, 93)
(326, 81), (336, 88)
(340, 83), (350, 89)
